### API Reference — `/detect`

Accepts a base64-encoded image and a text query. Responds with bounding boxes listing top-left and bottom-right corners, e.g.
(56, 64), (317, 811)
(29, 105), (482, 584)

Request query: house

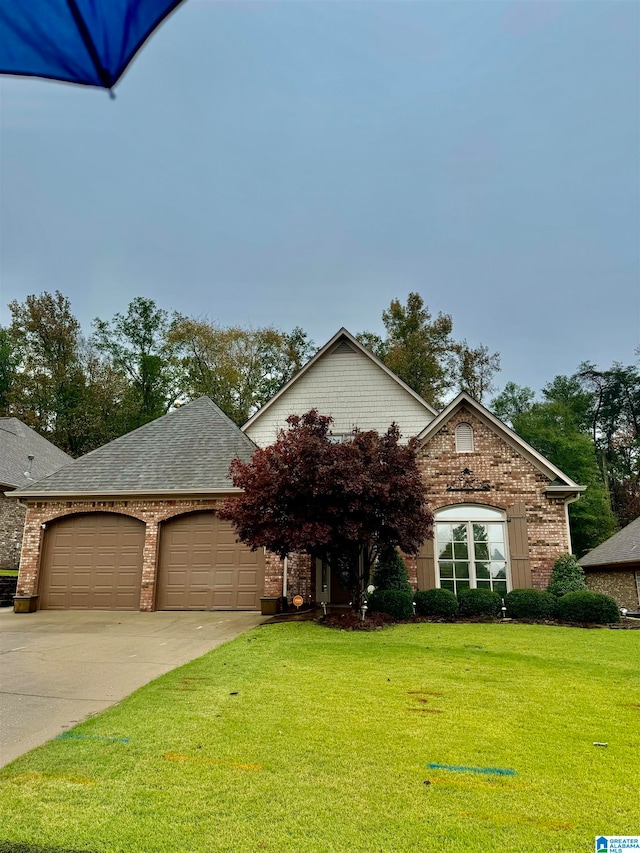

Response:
(12, 329), (584, 611)
(0, 418), (72, 571)
(579, 516), (640, 611)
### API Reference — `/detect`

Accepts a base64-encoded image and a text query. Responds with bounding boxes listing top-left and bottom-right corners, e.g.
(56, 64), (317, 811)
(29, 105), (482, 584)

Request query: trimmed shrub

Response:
(505, 588), (557, 619)
(372, 548), (412, 593)
(556, 591), (620, 624)
(546, 553), (586, 598)
(414, 588), (459, 619)
(367, 589), (414, 621)
(457, 587), (502, 617)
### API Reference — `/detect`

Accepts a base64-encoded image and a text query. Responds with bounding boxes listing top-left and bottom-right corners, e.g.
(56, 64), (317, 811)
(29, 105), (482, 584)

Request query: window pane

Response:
(457, 580), (470, 591)
(474, 542), (489, 561)
(493, 581), (508, 596)
(490, 546), (505, 560)
(440, 579), (454, 592)
(437, 506), (504, 521)
(473, 523), (488, 541)
(454, 542), (468, 559)
(439, 561), (453, 579)
(438, 542), (453, 560)
(476, 579), (491, 588)
(437, 524), (452, 541)
(453, 524), (467, 543)
(454, 562), (469, 579)
(476, 561), (490, 580)
(487, 523), (504, 541)
(491, 562), (507, 580)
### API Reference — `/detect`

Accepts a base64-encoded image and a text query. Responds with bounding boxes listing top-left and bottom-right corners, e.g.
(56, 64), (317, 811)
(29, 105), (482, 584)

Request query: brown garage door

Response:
(157, 512), (264, 610)
(39, 513), (145, 610)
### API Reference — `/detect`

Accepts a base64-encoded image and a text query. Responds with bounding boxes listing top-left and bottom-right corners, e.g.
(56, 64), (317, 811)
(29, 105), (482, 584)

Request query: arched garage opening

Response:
(39, 513), (145, 610)
(156, 511), (264, 611)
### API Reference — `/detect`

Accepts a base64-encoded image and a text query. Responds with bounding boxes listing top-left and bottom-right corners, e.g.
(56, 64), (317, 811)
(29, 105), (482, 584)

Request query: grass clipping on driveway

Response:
(0, 623), (638, 853)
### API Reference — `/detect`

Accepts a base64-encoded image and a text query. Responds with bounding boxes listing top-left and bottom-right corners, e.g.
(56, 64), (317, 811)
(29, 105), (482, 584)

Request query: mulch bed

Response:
(318, 612), (640, 631)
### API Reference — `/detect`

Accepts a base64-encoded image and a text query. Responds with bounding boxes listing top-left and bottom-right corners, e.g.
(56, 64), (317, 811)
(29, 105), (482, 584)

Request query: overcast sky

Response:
(0, 0), (638, 398)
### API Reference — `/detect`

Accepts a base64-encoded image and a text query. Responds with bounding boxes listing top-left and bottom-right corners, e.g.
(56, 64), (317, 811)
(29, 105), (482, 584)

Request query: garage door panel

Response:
(157, 512), (264, 611)
(39, 514), (144, 611)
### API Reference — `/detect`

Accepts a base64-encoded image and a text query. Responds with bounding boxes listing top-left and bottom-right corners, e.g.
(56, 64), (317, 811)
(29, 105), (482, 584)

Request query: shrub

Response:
(555, 591), (620, 624)
(505, 588), (557, 619)
(372, 548), (412, 593)
(546, 553), (586, 598)
(457, 587), (502, 617)
(414, 588), (459, 618)
(367, 589), (414, 621)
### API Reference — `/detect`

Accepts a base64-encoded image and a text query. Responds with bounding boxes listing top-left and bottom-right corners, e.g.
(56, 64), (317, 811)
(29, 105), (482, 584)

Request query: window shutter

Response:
(506, 502), (532, 589)
(417, 536), (436, 590)
(455, 423), (474, 452)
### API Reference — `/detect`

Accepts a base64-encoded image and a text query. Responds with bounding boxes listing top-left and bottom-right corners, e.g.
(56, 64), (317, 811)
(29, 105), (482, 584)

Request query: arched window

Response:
(434, 505), (509, 596)
(455, 422), (474, 452)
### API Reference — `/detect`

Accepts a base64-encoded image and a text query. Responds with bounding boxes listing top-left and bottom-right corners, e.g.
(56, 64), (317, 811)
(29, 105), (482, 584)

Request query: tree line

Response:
(1, 289), (637, 553)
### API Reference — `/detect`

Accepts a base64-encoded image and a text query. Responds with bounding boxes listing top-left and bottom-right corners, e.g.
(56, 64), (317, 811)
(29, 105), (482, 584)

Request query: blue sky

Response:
(0, 0), (638, 397)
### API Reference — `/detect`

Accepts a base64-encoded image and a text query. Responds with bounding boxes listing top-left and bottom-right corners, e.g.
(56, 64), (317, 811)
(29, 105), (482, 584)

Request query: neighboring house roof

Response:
(11, 397), (257, 498)
(579, 516), (640, 569)
(416, 391), (585, 497)
(242, 327), (438, 443)
(0, 418), (72, 489)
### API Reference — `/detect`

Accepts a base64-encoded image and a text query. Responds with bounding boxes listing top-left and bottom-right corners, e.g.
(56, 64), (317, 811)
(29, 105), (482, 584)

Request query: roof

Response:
(11, 397), (257, 498)
(416, 391), (585, 497)
(579, 516), (640, 569)
(0, 418), (72, 489)
(242, 327), (438, 432)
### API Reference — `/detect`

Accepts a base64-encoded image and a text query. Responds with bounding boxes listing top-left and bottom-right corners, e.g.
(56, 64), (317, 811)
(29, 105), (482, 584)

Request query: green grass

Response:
(0, 569), (18, 577)
(0, 622), (638, 852)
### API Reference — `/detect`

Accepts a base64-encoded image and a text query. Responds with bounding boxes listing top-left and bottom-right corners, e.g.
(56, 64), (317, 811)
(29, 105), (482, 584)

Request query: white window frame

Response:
(434, 504), (511, 595)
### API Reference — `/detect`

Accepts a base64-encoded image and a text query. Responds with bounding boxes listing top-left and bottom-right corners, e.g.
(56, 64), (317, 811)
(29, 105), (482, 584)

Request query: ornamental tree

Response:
(219, 409), (432, 604)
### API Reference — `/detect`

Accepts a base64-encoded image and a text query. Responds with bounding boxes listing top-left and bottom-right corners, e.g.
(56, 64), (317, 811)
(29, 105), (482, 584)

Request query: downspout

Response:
(564, 495), (580, 554)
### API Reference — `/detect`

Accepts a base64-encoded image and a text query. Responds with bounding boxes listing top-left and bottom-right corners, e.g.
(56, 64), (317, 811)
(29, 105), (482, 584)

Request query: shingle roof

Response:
(12, 398), (257, 497)
(0, 418), (72, 489)
(579, 516), (640, 569)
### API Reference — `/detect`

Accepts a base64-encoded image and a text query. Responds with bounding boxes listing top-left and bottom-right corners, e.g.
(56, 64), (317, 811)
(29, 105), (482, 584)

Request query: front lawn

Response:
(0, 622), (637, 852)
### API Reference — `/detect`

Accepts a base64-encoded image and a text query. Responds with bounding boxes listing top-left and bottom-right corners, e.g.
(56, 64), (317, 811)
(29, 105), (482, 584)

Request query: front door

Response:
(315, 557), (356, 605)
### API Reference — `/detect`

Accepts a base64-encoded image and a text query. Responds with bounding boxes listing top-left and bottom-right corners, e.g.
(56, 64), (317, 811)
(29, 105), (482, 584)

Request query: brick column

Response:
(140, 519), (159, 611)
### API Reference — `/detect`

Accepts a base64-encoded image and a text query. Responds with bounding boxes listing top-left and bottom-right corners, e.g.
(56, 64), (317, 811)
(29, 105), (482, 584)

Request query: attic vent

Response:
(333, 340), (355, 355)
(455, 423), (474, 452)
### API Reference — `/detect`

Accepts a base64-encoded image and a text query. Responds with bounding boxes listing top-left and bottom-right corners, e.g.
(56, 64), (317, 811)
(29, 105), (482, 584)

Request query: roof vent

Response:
(333, 340), (355, 355)
(24, 454), (35, 480)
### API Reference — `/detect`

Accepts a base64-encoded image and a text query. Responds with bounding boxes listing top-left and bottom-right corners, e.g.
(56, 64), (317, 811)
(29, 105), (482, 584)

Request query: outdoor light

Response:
(321, 602), (327, 616)
(501, 598), (507, 619)
(621, 607), (628, 617)
(361, 602), (368, 622)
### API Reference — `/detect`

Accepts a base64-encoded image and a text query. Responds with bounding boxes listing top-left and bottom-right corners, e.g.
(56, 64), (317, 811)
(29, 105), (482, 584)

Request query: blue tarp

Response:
(0, 0), (186, 90)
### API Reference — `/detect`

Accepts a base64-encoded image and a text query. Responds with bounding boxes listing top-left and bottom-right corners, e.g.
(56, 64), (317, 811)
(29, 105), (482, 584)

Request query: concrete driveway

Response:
(0, 608), (266, 768)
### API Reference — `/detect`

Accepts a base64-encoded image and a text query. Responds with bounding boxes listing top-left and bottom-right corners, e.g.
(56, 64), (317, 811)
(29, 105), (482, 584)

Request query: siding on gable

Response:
(245, 346), (434, 447)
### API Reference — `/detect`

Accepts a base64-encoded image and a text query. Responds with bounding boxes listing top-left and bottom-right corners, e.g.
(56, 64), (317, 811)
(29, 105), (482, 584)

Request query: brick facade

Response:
(16, 496), (269, 611)
(417, 407), (572, 590)
(585, 568), (640, 611)
(0, 492), (26, 571)
(15, 405), (577, 610)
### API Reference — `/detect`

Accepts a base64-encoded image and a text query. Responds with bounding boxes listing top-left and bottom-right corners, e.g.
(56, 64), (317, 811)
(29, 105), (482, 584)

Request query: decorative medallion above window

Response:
(455, 422), (474, 452)
(446, 468), (490, 492)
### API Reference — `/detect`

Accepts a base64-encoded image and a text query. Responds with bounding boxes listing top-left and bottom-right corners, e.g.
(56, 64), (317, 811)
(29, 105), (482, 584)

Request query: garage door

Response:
(157, 512), (264, 610)
(39, 513), (145, 610)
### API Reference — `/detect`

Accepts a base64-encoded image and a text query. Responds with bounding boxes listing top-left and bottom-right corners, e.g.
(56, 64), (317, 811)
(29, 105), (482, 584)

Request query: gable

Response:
(244, 333), (436, 447)
(418, 392), (583, 495)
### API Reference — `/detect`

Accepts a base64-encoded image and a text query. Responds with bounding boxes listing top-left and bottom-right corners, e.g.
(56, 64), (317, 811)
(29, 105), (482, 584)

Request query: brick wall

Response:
(585, 568), (640, 610)
(418, 406), (572, 590)
(17, 496), (271, 611)
(0, 492), (26, 571)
